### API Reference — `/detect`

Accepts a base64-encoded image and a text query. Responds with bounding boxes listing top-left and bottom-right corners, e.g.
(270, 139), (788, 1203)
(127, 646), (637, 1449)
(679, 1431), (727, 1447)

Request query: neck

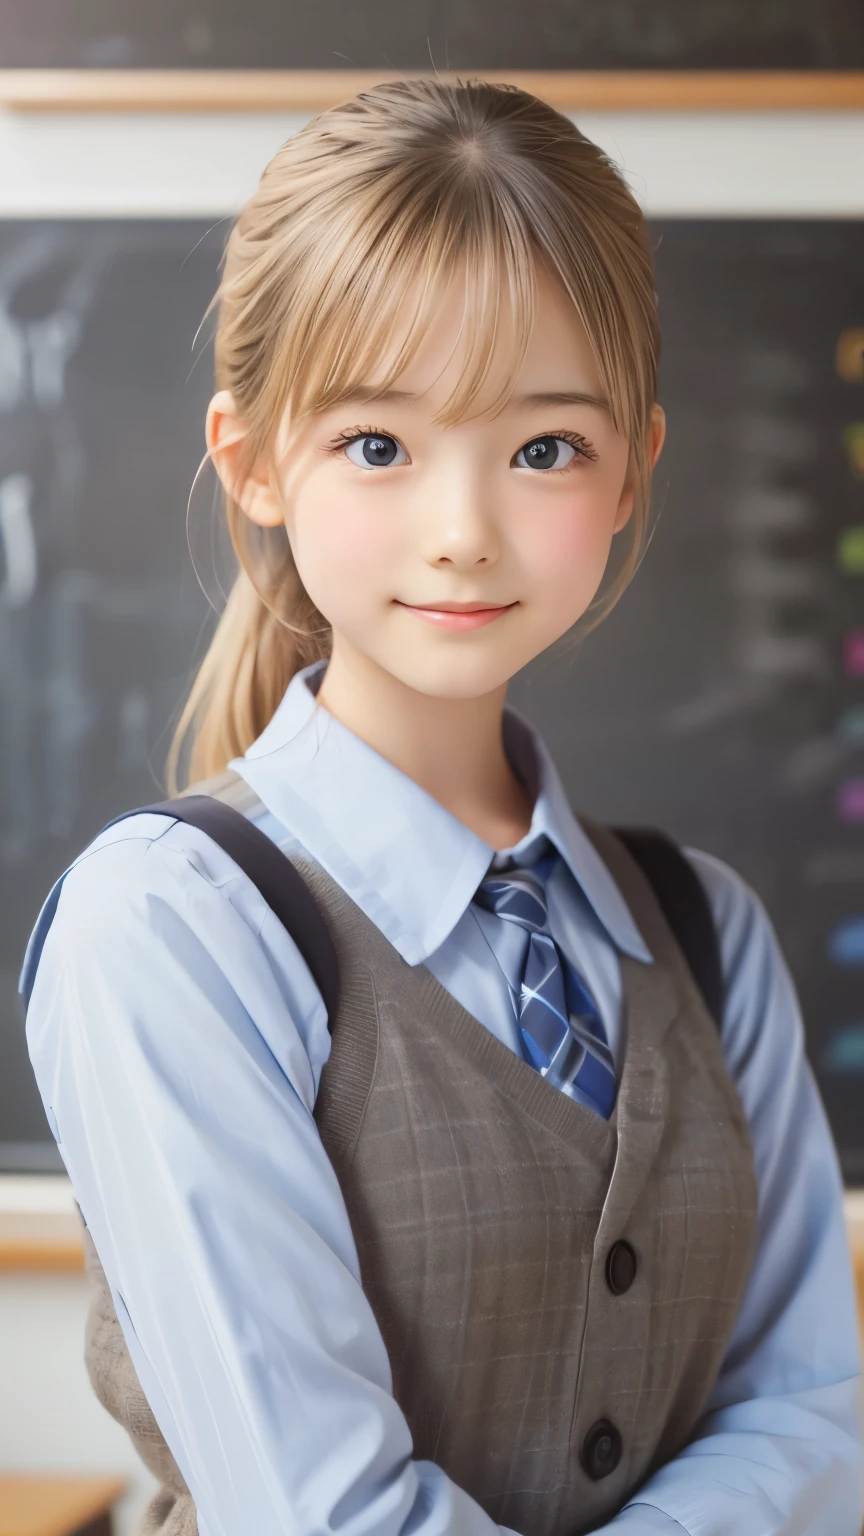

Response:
(315, 641), (535, 850)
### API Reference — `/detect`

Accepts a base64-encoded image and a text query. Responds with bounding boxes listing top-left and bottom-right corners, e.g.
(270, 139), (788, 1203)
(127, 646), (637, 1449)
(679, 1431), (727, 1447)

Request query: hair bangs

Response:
(283, 191), (538, 437)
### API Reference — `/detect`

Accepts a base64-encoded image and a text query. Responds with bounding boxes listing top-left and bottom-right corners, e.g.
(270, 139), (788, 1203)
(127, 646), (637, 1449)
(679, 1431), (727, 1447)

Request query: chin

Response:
(386, 651), (521, 702)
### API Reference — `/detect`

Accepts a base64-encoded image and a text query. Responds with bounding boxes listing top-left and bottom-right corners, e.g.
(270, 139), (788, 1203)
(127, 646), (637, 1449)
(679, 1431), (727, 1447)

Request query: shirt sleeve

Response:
(22, 817), (514, 1536)
(601, 848), (864, 1535)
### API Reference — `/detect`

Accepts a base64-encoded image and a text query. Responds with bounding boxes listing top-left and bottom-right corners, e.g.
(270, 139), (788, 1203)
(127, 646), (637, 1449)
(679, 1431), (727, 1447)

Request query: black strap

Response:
(105, 796), (340, 1027)
(611, 825), (724, 1030)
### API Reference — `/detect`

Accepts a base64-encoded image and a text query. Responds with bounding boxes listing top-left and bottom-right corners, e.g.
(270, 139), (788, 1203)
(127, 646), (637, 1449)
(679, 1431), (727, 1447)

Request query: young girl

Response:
(20, 78), (862, 1536)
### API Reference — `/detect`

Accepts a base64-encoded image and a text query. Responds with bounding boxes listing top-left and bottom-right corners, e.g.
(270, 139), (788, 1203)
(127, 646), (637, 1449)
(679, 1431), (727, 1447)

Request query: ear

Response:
(205, 389), (284, 529)
(612, 402), (667, 535)
(647, 402), (666, 470)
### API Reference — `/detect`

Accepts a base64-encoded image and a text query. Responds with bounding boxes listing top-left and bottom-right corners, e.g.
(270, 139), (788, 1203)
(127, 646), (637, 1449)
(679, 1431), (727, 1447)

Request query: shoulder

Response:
(681, 845), (805, 1082)
(23, 810), (276, 972)
(683, 845), (779, 970)
(21, 810), (330, 1105)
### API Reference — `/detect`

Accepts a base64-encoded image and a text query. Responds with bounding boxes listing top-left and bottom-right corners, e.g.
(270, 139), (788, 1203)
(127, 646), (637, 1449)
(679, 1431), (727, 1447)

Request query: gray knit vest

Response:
(81, 771), (759, 1536)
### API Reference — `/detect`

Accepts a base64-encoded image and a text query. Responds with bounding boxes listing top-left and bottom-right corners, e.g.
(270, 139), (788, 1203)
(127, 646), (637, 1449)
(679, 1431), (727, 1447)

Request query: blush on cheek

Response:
(332, 509), (394, 568)
(527, 506), (613, 596)
(294, 499), (397, 619)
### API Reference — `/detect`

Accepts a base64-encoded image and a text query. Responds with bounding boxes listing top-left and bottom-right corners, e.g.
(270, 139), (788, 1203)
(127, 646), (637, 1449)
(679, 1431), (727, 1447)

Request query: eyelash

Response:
(323, 423), (599, 471)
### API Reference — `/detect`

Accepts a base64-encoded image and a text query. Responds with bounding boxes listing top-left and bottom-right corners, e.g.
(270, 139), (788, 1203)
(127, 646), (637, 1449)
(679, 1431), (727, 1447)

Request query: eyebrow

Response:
(334, 387), (610, 411)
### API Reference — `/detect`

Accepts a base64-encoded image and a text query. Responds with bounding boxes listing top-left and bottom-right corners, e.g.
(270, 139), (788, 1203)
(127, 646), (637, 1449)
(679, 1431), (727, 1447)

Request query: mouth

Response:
(394, 598), (518, 631)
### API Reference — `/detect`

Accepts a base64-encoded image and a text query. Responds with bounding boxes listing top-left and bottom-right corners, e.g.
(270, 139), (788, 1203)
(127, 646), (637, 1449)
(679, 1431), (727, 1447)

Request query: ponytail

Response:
(166, 533), (330, 793)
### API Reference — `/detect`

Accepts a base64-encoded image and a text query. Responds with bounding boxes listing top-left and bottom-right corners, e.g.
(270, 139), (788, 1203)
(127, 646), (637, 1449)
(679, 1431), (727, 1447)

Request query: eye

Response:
(344, 432), (408, 469)
(514, 436), (579, 472)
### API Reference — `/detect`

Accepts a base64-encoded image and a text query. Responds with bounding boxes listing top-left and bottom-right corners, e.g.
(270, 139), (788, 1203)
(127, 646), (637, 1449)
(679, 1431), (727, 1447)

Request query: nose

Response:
(418, 464), (500, 570)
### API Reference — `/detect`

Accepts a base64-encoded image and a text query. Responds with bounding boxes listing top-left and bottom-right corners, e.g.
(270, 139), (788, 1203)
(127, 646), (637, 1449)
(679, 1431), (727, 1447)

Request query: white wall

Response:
(1, 102), (861, 1528)
(0, 108), (863, 217)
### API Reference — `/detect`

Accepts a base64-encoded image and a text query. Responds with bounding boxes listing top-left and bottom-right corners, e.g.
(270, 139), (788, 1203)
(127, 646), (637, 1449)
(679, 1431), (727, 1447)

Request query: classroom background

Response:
(0, 3), (863, 1533)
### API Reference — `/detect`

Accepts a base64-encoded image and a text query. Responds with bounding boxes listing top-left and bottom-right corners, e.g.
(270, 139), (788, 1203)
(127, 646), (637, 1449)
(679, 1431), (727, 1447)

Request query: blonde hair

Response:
(167, 76), (660, 791)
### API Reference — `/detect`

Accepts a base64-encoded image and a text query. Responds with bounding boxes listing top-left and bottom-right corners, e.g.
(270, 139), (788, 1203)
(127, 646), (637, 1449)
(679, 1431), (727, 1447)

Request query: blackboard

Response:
(1, 216), (863, 1180)
(2, 0), (864, 71)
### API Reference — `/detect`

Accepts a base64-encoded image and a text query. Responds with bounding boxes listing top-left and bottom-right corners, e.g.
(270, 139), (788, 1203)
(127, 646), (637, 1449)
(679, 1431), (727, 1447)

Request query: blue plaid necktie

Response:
(474, 852), (616, 1118)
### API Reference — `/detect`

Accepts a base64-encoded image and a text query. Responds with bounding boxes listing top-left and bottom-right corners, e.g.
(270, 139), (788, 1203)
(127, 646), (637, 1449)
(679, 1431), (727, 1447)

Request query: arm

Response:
(602, 849), (863, 1534)
(23, 817), (515, 1536)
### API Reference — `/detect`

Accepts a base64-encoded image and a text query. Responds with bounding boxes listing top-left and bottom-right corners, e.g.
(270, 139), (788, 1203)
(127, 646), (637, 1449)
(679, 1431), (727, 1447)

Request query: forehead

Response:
(351, 260), (603, 422)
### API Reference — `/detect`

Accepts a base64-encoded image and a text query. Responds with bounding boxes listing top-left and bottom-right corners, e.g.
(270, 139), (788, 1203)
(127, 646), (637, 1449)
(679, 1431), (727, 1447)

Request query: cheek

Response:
(515, 491), (617, 614)
(290, 491), (399, 616)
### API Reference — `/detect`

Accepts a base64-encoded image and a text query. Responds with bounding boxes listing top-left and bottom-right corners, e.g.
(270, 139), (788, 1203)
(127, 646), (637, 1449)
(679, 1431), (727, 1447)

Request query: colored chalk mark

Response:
(822, 1023), (864, 1073)
(828, 917), (864, 967)
(844, 630), (864, 676)
(837, 779), (864, 822)
(842, 424), (864, 480)
(836, 330), (864, 384)
(839, 705), (864, 743)
(837, 524), (864, 574)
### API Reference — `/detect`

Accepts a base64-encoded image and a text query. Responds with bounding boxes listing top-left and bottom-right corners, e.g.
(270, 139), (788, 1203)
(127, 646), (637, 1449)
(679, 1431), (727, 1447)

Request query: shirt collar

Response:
(229, 658), (653, 967)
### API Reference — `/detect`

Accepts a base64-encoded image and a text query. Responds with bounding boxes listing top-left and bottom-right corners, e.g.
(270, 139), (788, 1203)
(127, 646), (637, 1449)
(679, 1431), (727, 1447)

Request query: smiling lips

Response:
(395, 599), (517, 631)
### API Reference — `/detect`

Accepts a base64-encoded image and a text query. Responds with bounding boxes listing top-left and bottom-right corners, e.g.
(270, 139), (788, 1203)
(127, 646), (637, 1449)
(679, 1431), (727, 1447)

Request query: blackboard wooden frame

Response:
(2, 69), (864, 112)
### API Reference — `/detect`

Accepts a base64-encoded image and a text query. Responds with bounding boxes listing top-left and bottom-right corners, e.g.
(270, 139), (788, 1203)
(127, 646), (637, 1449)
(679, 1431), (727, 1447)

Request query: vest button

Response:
(581, 1419), (623, 1481)
(606, 1239), (637, 1295)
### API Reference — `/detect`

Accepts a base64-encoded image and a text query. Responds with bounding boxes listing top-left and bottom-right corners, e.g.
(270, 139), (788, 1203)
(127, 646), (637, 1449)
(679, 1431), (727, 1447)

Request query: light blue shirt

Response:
(20, 658), (863, 1536)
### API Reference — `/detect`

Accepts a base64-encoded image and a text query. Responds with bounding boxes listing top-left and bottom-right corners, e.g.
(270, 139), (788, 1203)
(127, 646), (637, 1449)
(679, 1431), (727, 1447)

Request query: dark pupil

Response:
(362, 435), (398, 466)
(525, 437), (559, 469)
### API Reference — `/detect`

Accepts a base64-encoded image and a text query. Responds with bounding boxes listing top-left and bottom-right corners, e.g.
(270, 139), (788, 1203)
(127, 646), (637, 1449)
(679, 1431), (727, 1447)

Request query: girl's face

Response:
(217, 264), (664, 702)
